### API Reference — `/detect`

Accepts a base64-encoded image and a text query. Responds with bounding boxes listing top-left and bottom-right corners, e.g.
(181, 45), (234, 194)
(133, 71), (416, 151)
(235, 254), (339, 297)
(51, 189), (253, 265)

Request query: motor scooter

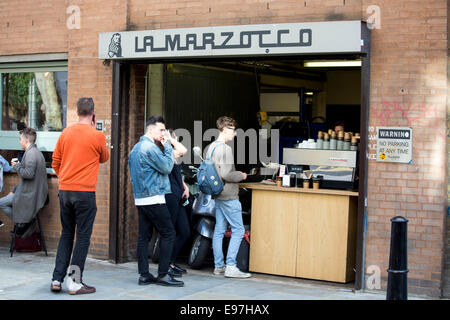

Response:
(188, 187), (251, 270)
(149, 163), (239, 269)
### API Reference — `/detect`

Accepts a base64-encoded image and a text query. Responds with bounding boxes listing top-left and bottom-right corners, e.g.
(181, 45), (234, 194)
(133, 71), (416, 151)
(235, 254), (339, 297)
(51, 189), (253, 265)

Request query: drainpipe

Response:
(109, 61), (121, 263)
(355, 22), (371, 292)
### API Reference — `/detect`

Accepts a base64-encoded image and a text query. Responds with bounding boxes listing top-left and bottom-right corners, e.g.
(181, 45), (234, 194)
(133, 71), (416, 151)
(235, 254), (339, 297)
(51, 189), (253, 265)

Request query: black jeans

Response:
(52, 191), (97, 283)
(165, 194), (191, 264)
(137, 204), (176, 277)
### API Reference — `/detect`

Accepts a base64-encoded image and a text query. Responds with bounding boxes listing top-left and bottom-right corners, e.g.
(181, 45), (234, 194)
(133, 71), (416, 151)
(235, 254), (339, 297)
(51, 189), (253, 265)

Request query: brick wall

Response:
(362, 0), (448, 297)
(0, 0), (68, 55)
(128, 0), (362, 30)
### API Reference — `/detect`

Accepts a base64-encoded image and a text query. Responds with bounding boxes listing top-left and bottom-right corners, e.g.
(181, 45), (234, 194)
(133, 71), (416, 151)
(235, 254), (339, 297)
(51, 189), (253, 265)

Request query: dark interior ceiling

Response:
(194, 56), (361, 92)
(200, 60), (327, 82)
(133, 54), (362, 92)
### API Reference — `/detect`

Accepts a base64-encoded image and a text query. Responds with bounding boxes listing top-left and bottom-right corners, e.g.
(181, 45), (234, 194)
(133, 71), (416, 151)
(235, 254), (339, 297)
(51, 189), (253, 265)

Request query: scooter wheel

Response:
(188, 234), (211, 269)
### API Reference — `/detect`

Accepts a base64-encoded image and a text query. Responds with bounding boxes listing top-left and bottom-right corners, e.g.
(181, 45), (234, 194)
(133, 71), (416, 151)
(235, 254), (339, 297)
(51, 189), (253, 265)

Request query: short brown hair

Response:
(20, 127), (37, 144)
(77, 97), (94, 116)
(216, 116), (238, 132)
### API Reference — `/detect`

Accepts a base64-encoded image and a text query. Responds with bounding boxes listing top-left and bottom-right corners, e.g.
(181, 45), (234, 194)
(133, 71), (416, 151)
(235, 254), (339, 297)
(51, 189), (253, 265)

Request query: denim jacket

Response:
(129, 136), (174, 199)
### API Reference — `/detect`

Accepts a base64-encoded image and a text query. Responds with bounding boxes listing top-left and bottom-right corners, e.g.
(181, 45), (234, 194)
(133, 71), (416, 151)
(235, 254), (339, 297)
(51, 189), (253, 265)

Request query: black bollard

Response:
(386, 216), (408, 300)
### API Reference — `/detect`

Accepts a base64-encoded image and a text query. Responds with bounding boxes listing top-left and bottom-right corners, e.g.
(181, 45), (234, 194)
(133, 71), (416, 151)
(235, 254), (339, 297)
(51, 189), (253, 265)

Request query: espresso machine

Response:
(282, 148), (358, 190)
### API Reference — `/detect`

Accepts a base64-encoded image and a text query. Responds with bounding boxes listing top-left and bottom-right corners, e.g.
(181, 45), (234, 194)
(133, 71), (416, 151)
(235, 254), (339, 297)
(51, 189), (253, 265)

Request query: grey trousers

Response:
(0, 192), (14, 221)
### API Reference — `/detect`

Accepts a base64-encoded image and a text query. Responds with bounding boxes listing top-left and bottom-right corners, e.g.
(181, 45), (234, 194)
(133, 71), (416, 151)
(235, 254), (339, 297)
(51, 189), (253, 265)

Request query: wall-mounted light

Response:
(304, 60), (362, 67)
(305, 92), (314, 95)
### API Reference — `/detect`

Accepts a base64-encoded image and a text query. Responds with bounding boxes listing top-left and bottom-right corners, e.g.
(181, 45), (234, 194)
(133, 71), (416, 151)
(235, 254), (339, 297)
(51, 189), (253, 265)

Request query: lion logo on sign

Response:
(108, 33), (122, 58)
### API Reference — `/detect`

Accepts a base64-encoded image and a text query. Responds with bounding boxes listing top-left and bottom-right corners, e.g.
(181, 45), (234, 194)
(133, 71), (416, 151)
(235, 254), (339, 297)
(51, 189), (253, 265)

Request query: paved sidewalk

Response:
(0, 248), (429, 300)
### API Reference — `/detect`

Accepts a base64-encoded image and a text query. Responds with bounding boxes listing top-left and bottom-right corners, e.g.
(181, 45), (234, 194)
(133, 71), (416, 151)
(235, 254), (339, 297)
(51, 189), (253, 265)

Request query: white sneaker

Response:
(213, 266), (226, 275)
(66, 275), (82, 293)
(224, 265), (252, 278)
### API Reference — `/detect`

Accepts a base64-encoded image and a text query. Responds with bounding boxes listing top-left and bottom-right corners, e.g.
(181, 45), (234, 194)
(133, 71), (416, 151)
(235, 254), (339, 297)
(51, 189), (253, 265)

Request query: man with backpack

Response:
(205, 116), (251, 278)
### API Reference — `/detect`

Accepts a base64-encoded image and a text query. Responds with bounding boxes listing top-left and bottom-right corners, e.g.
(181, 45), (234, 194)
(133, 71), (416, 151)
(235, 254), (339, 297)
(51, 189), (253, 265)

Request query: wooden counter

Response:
(240, 182), (358, 283)
(240, 182), (359, 196)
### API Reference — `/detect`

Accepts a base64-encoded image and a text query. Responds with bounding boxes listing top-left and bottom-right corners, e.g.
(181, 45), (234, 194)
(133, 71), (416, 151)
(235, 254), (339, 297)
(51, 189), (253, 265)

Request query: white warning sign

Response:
(376, 127), (412, 164)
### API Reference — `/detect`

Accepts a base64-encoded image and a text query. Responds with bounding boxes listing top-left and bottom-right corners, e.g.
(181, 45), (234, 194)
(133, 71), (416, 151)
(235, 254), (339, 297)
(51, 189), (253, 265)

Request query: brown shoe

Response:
(69, 284), (96, 295)
(81, 282), (96, 290)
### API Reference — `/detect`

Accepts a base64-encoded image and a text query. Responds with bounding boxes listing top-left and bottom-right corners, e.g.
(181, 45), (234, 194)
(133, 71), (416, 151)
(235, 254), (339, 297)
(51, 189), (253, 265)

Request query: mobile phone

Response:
(180, 197), (189, 207)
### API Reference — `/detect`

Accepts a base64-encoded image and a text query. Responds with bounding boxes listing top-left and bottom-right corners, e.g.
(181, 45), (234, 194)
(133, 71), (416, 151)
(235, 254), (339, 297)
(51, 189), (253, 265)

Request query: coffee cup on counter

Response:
(313, 179), (320, 189)
(303, 179), (310, 189)
(312, 176), (323, 190)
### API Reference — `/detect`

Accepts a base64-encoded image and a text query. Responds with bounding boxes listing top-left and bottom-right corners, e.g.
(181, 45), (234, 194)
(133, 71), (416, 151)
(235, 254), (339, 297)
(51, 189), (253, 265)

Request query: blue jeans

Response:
(212, 199), (244, 267)
(0, 192), (14, 221)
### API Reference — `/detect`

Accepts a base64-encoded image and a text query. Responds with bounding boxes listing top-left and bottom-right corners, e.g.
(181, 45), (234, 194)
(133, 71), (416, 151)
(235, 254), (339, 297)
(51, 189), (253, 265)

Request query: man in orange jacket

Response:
(50, 97), (109, 295)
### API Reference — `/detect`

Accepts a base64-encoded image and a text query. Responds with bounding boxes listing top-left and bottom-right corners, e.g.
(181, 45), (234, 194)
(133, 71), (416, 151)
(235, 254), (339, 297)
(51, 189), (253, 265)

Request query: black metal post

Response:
(386, 216), (408, 300)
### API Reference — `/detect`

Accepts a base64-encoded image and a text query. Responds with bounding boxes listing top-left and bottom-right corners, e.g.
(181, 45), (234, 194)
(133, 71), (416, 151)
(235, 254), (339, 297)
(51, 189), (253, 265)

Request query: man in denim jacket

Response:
(129, 116), (183, 287)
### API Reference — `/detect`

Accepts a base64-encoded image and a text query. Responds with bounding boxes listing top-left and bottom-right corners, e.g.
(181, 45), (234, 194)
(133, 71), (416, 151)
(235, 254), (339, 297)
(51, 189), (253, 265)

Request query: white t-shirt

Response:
(135, 195), (166, 206)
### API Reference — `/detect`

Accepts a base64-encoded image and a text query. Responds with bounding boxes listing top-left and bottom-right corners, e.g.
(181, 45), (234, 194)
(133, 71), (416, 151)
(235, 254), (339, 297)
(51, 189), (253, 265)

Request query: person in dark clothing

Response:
(166, 129), (191, 275)
(129, 116), (184, 287)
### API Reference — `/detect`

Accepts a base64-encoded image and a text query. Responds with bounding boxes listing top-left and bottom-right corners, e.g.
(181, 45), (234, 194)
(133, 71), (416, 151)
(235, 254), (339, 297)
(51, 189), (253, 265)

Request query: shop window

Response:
(1, 71), (67, 131)
(0, 61), (67, 152)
